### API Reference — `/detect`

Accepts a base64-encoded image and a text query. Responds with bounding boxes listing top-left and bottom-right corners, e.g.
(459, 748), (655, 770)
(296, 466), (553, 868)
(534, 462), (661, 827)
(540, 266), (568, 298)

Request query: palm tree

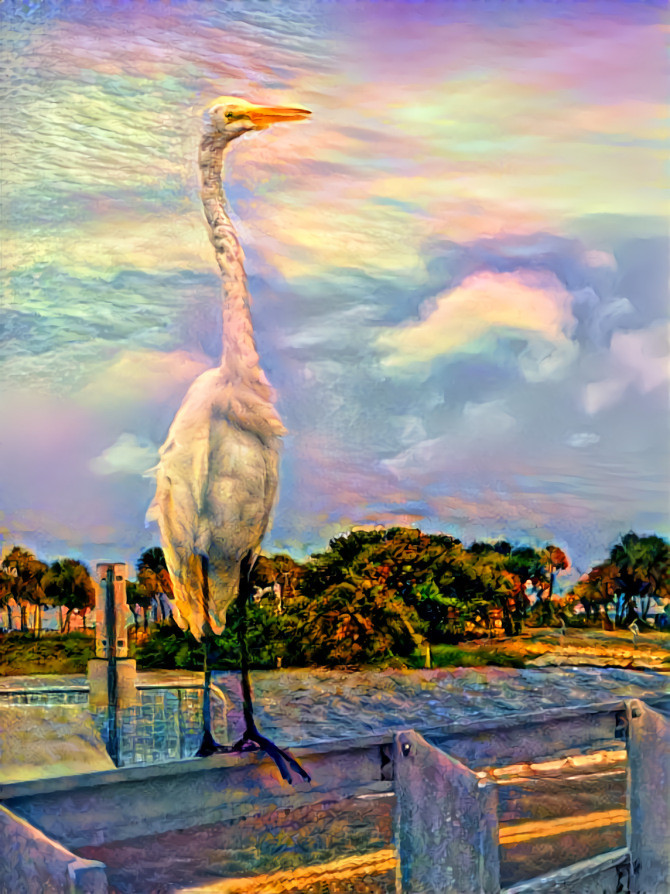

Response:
(42, 559), (95, 632)
(1, 547), (47, 634)
(0, 569), (15, 630)
(136, 547), (173, 623)
(610, 532), (670, 623)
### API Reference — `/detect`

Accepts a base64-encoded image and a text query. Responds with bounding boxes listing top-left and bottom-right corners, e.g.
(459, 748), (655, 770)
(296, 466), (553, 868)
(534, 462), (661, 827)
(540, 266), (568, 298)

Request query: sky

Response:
(1, 0), (668, 579)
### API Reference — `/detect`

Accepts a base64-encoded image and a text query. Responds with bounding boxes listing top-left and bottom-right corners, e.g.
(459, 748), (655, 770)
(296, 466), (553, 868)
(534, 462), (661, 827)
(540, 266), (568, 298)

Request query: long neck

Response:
(199, 131), (261, 377)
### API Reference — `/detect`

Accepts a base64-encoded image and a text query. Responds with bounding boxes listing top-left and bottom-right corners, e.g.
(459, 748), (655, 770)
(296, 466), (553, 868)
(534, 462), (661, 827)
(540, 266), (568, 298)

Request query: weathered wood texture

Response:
(393, 730), (499, 894)
(429, 707), (621, 770)
(3, 743), (387, 848)
(0, 804), (107, 894)
(627, 699), (670, 894)
(502, 847), (629, 894)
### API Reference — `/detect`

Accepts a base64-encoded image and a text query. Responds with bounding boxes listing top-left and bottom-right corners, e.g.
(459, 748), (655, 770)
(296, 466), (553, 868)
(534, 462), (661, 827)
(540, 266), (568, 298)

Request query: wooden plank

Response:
(627, 699), (670, 894)
(0, 698), (646, 801)
(429, 713), (621, 770)
(495, 764), (627, 823)
(0, 804), (107, 893)
(393, 730), (499, 894)
(502, 847), (629, 894)
(5, 748), (390, 848)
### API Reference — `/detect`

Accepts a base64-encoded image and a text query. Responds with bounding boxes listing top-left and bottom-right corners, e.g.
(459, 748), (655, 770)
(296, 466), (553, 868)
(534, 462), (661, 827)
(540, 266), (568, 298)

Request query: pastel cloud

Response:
(76, 349), (211, 410)
(383, 400), (517, 484)
(584, 323), (669, 414)
(89, 433), (158, 477)
(377, 270), (577, 379)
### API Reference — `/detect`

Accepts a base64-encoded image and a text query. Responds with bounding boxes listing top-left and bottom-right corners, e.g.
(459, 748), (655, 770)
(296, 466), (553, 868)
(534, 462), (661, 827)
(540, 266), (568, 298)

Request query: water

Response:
(0, 665), (668, 770)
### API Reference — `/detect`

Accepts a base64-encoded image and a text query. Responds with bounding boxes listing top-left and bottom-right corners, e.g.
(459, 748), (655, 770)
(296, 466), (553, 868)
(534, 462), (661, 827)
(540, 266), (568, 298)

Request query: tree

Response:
(136, 547), (173, 623)
(568, 574), (603, 622)
(125, 581), (142, 636)
(1, 547), (47, 634)
(293, 573), (423, 667)
(131, 580), (154, 632)
(542, 545), (570, 600)
(610, 532), (670, 623)
(519, 544), (570, 625)
(42, 559), (95, 632)
(0, 569), (15, 630)
(463, 551), (523, 635)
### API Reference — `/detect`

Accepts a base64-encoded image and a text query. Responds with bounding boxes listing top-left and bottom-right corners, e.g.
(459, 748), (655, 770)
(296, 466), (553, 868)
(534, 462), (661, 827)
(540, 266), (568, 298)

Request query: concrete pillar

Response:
(88, 658), (137, 709)
(393, 729), (500, 894)
(94, 563), (130, 659)
(87, 563), (137, 710)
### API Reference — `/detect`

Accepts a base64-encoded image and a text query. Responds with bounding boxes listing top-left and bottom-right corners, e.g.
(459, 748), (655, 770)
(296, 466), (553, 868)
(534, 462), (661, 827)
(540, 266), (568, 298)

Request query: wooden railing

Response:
(394, 697), (669, 893)
(1, 693), (667, 892)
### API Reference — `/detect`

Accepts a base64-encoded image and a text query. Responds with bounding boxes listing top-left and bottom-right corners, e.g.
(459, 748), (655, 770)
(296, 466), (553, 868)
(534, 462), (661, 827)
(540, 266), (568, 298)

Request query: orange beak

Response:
(245, 104), (311, 128)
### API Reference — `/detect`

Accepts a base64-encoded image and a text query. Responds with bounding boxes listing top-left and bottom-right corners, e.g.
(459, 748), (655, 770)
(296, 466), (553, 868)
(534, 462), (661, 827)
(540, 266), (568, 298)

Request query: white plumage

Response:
(148, 367), (284, 638)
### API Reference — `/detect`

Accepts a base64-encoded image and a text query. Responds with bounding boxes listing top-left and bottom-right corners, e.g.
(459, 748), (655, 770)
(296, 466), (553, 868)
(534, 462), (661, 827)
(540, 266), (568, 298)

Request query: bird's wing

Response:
(147, 372), (218, 638)
(148, 369), (282, 639)
(201, 420), (280, 633)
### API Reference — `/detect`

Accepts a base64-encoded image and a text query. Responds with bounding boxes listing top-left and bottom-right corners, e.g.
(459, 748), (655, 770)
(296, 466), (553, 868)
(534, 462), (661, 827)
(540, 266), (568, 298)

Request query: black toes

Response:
(196, 729), (225, 757)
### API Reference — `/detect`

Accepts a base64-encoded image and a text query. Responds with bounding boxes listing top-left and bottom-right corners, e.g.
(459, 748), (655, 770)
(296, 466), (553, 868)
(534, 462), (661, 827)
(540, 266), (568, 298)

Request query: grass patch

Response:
(408, 643), (525, 669)
(0, 632), (96, 676)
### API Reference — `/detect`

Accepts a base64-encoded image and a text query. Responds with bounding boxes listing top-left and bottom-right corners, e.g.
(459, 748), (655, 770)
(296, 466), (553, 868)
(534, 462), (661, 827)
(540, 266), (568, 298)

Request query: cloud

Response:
(76, 348), (211, 409)
(584, 322), (669, 414)
(383, 399), (516, 483)
(377, 269), (577, 380)
(89, 433), (158, 476)
(566, 432), (600, 448)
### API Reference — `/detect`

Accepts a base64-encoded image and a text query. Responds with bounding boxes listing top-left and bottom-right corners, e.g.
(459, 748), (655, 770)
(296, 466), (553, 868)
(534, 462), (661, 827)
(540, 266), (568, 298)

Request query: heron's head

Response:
(205, 97), (311, 141)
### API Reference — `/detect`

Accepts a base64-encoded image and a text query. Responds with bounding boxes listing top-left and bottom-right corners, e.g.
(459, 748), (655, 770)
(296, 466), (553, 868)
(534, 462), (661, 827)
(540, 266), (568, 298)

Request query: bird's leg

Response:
(224, 553), (311, 785)
(196, 555), (225, 757)
(196, 636), (223, 756)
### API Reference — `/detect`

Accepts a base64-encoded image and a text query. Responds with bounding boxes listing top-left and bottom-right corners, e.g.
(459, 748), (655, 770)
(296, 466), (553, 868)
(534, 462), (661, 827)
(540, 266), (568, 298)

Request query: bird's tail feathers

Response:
(168, 551), (239, 641)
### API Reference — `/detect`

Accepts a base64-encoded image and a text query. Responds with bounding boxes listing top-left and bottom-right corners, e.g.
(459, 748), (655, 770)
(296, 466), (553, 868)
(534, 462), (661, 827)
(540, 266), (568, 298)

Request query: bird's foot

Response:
(196, 729), (227, 758)
(218, 728), (311, 785)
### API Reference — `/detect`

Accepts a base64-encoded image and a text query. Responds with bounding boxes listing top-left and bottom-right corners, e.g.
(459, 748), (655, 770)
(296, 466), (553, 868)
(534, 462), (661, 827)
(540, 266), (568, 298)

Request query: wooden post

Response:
(393, 730), (500, 894)
(105, 567), (119, 767)
(627, 699), (670, 894)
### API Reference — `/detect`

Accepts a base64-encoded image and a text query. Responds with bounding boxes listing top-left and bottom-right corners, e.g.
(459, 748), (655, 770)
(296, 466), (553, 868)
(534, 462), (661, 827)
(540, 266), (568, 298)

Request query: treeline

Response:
(0, 549), (95, 635)
(2, 528), (668, 668)
(0, 547), (173, 636)
(140, 527), (670, 669)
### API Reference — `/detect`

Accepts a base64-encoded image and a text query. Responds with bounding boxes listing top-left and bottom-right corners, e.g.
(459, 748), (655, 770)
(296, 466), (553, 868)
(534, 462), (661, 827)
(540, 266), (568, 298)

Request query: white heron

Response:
(148, 97), (311, 783)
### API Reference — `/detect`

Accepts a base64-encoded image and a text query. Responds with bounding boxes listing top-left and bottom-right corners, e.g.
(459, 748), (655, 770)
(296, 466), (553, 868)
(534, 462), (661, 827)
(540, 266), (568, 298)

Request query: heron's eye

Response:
(225, 112), (234, 119)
